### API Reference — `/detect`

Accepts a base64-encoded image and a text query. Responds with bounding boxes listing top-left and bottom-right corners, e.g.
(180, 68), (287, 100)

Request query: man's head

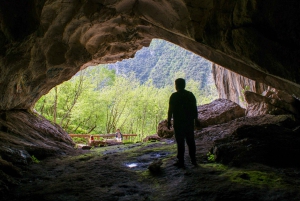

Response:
(175, 78), (186, 91)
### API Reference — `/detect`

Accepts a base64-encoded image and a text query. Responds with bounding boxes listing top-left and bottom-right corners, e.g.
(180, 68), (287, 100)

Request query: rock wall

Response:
(0, 0), (300, 110)
(211, 115), (300, 167)
(212, 63), (269, 107)
(245, 90), (300, 117)
(0, 110), (74, 162)
(0, 110), (75, 192)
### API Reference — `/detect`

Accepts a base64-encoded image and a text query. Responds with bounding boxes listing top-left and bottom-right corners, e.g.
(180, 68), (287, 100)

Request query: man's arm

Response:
(167, 95), (173, 130)
(191, 92), (200, 127)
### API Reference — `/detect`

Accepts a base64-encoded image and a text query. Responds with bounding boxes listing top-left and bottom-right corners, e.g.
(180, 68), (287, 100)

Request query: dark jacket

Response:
(168, 89), (198, 129)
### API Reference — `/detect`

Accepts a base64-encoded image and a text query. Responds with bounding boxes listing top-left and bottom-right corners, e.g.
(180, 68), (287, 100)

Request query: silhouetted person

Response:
(167, 78), (199, 168)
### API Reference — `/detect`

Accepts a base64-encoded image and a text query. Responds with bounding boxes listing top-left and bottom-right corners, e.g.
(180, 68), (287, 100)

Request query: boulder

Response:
(157, 120), (174, 138)
(105, 139), (123, 146)
(208, 114), (300, 167)
(197, 99), (245, 128)
(0, 110), (75, 197)
(81, 146), (92, 150)
(0, 110), (75, 164)
(212, 64), (268, 107)
(245, 90), (300, 117)
(143, 134), (161, 142)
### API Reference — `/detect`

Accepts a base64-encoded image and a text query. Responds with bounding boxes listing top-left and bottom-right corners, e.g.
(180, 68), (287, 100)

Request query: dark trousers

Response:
(174, 127), (196, 163)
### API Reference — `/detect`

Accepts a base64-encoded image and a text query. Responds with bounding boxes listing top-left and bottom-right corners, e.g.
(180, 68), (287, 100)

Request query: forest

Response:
(34, 39), (218, 141)
(109, 39), (213, 90)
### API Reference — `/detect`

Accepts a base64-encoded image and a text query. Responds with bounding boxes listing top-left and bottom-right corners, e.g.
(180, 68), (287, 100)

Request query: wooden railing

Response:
(69, 134), (138, 140)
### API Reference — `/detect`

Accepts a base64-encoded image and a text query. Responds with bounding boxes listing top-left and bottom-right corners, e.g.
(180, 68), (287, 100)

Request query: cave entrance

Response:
(34, 39), (218, 145)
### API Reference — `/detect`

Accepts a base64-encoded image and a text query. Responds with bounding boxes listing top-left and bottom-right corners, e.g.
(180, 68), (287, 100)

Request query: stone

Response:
(197, 99), (245, 128)
(105, 139), (123, 146)
(194, 114), (299, 165)
(89, 140), (107, 147)
(211, 123), (300, 167)
(0, 157), (22, 177)
(148, 159), (163, 173)
(157, 120), (174, 138)
(0, 110), (74, 164)
(143, 134), (161, 142)
(82, 146), (92, 150)
(0, 110), (75, 196)
(212, 64), (268, 107)
(0, 0), (299, 111)
(245, 91), (300, 117)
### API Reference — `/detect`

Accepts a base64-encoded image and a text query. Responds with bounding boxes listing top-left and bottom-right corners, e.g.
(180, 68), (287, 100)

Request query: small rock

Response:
(148, 159), (163, 173)
(143, 134), (161, 142)
(82, 146), (92, 150)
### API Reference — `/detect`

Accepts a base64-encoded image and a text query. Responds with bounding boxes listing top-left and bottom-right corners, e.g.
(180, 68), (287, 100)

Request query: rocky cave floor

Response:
(4, 122), (300, 201)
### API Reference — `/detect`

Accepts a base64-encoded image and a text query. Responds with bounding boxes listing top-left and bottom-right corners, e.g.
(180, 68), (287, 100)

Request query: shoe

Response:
(173, 161), (185, 168)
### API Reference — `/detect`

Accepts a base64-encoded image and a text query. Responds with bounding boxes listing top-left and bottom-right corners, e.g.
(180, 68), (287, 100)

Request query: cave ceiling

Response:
(0, 0), (299, 110)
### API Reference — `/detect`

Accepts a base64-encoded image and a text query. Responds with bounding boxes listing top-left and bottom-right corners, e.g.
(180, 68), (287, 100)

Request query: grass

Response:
(222, 169), (284, 188)
(201, 163), (287, 189)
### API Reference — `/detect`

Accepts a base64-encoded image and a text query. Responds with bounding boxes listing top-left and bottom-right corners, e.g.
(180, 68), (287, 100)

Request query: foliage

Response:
(207, 151), (215, 162)
(108, 39), (213, 91)
(239, 85), (250, 104)
(72, 137), (87, 144)
(31, 155), (40, 164)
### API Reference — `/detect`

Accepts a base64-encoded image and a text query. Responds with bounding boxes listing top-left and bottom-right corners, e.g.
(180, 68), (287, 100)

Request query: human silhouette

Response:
(167, 78), (199, 168)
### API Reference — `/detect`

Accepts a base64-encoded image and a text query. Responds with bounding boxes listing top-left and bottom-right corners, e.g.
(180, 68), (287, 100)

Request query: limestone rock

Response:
(194, 114), (299, 163)
(148, 159), (163, 173)
(82, 146), (92, 150)
(157, 120), (174, 138)
(245, 90), (300, 117)
(211, 123), (300, 167)
(194, 113), (300, 167)
(0, 110), (75, 165)
(198, 99), (245, 128)
(0, 157), (22, 177)
(105, 139), (123, 146)
(143, 134), (161, 142)
(0, 110), (75, 196)
(0, 0), (300, 110)
(212, 64), (268, 107)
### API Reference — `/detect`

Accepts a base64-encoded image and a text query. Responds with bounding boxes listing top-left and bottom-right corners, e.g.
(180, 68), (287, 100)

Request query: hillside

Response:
(108, 39), (213, 90)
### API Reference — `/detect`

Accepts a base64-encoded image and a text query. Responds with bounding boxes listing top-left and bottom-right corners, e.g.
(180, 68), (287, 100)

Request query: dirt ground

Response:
(4, 135), (300, 201)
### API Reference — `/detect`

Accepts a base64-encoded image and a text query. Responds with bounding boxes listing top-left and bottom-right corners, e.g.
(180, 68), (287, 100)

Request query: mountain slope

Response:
(108, 39), (213, 89)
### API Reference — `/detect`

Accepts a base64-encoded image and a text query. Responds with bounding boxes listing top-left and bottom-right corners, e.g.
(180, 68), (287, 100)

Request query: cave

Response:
(1, 0), (300, 200)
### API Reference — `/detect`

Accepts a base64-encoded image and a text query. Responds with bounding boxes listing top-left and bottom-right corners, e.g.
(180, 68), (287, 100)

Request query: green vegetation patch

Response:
(201, 163), (228, 171)
(67, 153), (95, 162)
(222, 169), (284, 189)
(31, 155), (40, 164)
(72, 137), (88, 144)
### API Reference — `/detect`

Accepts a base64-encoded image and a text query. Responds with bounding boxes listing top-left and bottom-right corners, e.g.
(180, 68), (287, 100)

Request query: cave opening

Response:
(34, 38), (218, 145)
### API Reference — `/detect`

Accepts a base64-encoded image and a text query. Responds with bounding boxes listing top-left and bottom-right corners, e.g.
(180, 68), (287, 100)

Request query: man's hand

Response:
(167, 121), (171, 130)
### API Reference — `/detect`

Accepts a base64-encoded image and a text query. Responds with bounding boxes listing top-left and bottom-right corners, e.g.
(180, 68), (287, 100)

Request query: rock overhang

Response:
(0, 0), (299, 110)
